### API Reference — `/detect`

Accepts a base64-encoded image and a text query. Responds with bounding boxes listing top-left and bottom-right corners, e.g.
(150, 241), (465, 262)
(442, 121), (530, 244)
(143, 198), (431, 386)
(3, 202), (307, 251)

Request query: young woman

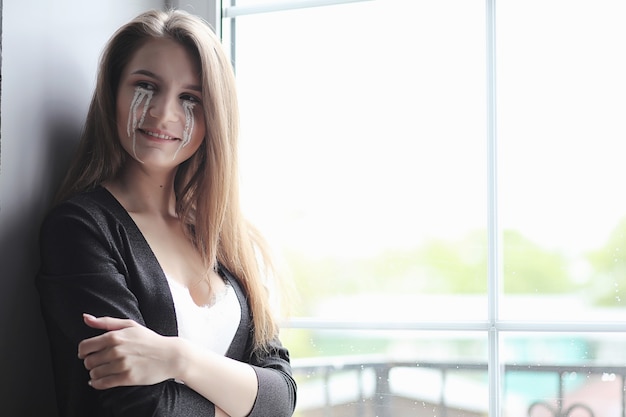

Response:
(36, 9), (296, 417)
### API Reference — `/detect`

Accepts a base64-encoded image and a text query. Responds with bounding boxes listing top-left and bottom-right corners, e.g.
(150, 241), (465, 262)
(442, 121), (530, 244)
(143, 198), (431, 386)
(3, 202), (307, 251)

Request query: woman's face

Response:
(116, 38), (206, 169)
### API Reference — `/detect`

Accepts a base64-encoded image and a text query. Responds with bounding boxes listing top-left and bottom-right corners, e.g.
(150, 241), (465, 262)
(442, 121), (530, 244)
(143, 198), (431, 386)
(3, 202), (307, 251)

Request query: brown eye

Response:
(180, 93), (201, 104)
(136, 81), (156, 91)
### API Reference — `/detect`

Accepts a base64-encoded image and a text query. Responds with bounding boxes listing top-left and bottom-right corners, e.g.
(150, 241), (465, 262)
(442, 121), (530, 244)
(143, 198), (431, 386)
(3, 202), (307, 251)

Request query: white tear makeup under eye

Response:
(126, 86), (153, 161)
(172, 101), (196, 160)
(125, 86), (197, 162)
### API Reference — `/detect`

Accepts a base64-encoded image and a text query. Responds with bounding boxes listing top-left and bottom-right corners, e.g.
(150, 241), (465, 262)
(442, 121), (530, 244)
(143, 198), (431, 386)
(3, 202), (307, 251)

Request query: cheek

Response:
(116, 97), (128, 135)
(171, 105), (205, 161)
(188, 114), (206, 157)
(191, 110), (206, 142)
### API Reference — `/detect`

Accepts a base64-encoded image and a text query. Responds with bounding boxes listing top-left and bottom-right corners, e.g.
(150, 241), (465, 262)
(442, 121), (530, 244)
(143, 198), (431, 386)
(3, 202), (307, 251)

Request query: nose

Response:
(148, 94), (180, 122)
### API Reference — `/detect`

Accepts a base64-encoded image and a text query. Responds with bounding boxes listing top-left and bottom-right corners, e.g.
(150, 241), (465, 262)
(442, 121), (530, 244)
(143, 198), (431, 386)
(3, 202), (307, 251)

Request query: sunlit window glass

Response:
(497, 0), (626, 321)
(224, 0), (626, 415)
(235, 0), (488, 321)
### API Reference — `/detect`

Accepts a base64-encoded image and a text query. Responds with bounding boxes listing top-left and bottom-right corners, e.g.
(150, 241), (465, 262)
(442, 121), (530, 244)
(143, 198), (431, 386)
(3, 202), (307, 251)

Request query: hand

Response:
(78, 314), (178, 390)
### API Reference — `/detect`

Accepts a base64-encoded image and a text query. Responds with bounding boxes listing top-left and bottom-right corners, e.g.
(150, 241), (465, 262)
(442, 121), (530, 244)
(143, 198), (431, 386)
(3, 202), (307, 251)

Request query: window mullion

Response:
(486, 0), (501, 416)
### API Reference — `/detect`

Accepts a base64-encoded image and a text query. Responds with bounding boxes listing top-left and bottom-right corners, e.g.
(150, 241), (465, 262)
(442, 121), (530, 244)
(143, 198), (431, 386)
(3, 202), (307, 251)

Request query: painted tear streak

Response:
(126, 86), (153, 161)
(125, 86), (197, 162)
(172, 101), (196, 160)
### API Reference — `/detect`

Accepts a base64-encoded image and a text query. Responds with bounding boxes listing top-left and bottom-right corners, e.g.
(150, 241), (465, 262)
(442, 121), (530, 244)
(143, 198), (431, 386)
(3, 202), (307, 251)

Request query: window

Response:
(221, 0), (626, 415)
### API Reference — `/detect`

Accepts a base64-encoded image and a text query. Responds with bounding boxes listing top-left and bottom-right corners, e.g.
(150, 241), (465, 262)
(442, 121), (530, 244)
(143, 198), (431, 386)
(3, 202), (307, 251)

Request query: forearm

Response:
(172, 337), (258, 417)
(215, 406), (230, 417)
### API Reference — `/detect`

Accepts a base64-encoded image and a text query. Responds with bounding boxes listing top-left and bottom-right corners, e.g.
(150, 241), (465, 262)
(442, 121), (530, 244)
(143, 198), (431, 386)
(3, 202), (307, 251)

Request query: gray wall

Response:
(0, 0), (176, 414)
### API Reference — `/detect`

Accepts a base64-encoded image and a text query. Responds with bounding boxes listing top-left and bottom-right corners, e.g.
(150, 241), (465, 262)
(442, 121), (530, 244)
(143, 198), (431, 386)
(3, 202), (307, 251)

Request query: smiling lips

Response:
(141, 128), (180, 141)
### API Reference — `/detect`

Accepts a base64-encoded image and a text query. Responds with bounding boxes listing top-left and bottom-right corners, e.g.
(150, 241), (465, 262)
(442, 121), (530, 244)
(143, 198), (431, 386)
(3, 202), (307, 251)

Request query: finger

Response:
(82, 345), (119, 370)
(89, 371), (129, 390)
(78, 334), (108, 359)
(88, 358), (139, 390)
(83, 314), (138, 331)
(78, 329), (125, 359)
(88, 356), (130, 380)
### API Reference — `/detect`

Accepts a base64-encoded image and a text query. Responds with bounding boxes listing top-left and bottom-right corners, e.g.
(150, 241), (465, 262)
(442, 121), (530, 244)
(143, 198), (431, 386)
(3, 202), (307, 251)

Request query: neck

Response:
(105, 164), (178, 217)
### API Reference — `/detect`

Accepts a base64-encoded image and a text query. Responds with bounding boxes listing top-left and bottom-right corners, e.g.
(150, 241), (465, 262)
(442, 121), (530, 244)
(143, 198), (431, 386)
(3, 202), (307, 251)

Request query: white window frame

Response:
(179, 1), (626, 415)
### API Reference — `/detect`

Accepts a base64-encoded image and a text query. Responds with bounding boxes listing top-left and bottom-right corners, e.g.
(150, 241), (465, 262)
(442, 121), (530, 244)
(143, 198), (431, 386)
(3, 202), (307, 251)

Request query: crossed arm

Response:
(37, 199), (296, 417)
(78, 314), (257, 417)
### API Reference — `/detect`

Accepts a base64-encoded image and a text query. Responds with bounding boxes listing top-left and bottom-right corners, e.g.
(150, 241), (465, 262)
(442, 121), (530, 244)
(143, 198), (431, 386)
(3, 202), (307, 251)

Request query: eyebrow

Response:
(131, 69), (202, 92)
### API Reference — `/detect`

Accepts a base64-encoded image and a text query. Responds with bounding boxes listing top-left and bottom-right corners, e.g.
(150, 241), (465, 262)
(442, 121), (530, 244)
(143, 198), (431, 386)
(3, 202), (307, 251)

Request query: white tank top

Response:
(165, 275), (241, 356)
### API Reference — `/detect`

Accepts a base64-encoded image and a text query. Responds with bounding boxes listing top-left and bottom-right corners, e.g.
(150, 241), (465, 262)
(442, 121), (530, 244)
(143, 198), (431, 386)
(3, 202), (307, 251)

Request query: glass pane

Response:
(234, 0), (488, 320)
(497, 0), (626, 321)
(502, 332), (626, 417)
(282, 328), (488, 416)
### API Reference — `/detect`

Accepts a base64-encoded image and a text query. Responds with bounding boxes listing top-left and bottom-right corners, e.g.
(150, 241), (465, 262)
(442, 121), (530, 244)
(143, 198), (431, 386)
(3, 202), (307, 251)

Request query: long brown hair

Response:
(56, 9), (280, 350)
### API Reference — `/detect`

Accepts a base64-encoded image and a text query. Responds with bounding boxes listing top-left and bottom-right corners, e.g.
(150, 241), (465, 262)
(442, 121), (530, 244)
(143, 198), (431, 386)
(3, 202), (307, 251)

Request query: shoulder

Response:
(38, 188), (130, 278)
(39, 187), (131, 253)
(45, 187), (116, 219)
(42, 187), (122, 232)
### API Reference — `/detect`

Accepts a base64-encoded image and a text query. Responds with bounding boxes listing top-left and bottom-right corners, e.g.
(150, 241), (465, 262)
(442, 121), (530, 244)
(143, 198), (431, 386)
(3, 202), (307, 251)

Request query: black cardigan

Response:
(36, 187), (297, 417)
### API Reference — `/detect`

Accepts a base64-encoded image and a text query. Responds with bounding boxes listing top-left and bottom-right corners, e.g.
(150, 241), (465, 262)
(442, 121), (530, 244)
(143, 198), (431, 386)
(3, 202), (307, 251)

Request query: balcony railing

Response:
(291, 356), (626, 417)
